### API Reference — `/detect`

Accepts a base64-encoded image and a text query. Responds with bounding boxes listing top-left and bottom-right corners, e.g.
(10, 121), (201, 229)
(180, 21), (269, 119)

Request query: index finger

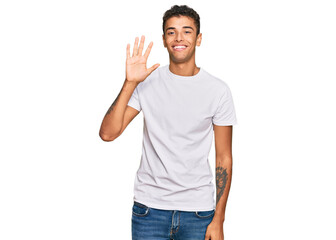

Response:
(143, 41), (153, 60)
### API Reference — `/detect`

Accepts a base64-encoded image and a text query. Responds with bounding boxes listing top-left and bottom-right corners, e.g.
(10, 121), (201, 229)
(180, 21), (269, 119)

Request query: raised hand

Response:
(126, 35), (160, 83)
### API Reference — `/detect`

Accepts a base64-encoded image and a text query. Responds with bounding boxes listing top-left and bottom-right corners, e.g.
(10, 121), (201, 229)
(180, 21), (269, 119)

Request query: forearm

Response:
(213, 156), (232, 223)
(99, 79), (138, 140)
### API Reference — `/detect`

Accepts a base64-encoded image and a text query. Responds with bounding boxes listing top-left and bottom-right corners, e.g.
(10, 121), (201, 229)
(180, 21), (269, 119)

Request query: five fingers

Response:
(126, 35), (153, 59)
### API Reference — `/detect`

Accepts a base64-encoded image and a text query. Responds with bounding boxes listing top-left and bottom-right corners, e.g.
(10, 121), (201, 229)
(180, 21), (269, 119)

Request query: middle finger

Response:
(137, 35), (145, 56)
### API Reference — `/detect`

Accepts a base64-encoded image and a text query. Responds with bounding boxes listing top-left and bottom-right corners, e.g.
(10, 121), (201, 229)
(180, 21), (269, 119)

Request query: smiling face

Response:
(162, 16), (202, 64)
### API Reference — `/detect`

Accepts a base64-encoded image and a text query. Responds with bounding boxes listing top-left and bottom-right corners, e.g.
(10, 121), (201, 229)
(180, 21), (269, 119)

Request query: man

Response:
(99, 5), (237, 240)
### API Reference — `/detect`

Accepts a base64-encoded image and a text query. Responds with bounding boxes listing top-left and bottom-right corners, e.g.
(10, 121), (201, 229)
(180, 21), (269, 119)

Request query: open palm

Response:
(126, 35), (160, 83)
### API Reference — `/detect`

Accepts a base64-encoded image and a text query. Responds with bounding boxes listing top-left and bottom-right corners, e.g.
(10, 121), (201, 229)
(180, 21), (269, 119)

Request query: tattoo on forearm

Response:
(106, 91), (121, 115)
(216, 166), (228, 205)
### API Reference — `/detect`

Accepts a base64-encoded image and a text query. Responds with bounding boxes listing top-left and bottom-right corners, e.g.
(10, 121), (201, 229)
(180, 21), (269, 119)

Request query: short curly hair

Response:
(162, 5), (200, 36)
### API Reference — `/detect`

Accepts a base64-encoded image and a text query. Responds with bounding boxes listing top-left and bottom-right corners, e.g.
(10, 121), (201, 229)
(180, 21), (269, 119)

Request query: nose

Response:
(175, 32), (183, 42)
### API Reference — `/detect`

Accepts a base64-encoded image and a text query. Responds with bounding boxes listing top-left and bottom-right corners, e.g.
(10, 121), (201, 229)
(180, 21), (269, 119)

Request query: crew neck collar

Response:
(166, 64), (203, 81)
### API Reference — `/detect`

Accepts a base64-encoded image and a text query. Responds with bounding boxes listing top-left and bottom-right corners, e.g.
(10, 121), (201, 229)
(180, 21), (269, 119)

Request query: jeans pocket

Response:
(195, 209), (215, 219)
(132, 201), (150, 217)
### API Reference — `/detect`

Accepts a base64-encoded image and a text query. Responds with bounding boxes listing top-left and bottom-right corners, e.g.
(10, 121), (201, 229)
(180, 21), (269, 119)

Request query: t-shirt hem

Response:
(133, 196), (215, 212)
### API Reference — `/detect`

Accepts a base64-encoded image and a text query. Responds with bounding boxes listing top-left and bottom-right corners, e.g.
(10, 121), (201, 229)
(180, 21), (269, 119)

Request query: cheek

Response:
(166, 40), (172, 47)
(187, 37), (197, 45)
(163, 39), (171, 48)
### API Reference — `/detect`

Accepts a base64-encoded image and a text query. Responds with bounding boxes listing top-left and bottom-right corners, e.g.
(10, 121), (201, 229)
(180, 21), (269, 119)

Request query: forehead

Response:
(165, 16), (196, 30)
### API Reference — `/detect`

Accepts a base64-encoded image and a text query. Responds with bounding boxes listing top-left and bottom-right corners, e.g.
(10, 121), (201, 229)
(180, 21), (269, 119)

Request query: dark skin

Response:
(106, 37), (160, 115)
(162, 16), (202, 76)
(105, 15), (233, 240)
(206, 125), (232, 240)
(162, 16), (233, 240)
(106, 91), (121, 115)
(99, 35), (159, 141)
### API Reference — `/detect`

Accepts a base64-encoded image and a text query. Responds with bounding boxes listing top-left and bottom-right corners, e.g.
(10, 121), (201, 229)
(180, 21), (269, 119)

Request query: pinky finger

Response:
(126, 43), (130, 59)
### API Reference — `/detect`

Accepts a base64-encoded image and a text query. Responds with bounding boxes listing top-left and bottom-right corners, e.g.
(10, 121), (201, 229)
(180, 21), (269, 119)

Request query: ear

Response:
(196, 33), (202, 47)
(162, 34), (167, 48)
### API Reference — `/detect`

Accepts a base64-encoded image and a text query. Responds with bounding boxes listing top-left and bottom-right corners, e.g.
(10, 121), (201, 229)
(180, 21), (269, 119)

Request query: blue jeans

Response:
(131, 201), (215, 240)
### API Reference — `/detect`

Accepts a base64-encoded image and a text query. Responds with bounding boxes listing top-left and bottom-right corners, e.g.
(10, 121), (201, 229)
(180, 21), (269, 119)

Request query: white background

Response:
(1, 0), (335, 239)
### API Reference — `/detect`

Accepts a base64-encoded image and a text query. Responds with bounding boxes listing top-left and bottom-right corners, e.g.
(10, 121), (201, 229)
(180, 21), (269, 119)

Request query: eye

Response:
(167, 32), (174, 35)
(185, 31), (191, 33)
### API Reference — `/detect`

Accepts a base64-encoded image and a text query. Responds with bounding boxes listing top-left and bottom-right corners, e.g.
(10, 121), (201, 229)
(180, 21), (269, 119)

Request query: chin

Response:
(169, 57), (188, 63)
(169, 55), (192, 64)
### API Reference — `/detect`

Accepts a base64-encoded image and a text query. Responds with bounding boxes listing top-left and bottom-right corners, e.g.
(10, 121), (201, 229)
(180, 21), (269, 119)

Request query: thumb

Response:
(147, 63), (160, 75)
(204, 230), (211, 240)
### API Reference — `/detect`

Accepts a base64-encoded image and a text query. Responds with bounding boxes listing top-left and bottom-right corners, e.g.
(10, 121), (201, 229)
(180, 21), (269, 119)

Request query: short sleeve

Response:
(212, 85), (237, 126)
(127, 85), (142, 111)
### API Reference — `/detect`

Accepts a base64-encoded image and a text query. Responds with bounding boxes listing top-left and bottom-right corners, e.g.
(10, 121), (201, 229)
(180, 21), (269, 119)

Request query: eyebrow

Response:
(166, 26), (194, 32)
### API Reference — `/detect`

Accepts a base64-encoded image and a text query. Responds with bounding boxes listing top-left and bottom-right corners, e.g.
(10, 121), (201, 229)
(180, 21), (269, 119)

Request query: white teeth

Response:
(174, 46), (186, 49)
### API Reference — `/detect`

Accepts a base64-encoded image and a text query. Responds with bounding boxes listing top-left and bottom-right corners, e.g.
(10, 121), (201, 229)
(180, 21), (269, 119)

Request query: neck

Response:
(169, 60), (200, 77)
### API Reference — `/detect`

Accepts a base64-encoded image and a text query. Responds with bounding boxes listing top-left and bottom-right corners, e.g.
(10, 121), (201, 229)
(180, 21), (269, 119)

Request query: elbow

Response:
(100, 135), (113, 142)
(99, 130), (119, 142)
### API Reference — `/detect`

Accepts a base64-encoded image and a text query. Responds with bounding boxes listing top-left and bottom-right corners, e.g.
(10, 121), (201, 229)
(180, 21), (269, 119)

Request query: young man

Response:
(99, 5), (237, 240)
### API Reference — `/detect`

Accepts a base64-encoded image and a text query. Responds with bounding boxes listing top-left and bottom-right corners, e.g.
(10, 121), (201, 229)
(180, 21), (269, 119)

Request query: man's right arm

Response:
(99, 79), (140, 141)
(99, 35), (159, 142)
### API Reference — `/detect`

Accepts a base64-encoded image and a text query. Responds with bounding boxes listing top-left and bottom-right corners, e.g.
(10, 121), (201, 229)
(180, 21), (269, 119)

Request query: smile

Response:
(173, 45), (187, 51)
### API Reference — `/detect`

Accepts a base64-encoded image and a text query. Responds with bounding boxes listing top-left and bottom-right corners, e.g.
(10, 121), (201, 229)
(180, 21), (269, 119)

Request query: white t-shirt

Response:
(127, 64), (237, 211)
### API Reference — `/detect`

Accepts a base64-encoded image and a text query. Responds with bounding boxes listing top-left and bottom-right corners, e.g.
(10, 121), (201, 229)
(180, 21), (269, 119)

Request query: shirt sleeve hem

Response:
(127, 103), (141, 112)
(212, 121), (237, 126)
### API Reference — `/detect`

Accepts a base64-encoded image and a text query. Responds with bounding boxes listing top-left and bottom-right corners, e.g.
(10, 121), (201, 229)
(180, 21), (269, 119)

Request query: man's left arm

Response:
(205, 125), (233, 240)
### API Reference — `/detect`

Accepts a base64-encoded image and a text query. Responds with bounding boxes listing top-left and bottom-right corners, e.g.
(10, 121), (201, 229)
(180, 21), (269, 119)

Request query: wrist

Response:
(212, 213), (225, 223)
(125, 78), (139, 85)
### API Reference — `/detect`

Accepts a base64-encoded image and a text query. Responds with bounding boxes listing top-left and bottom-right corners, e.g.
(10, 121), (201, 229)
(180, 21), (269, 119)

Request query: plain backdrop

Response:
(1, 0), (335, 239)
